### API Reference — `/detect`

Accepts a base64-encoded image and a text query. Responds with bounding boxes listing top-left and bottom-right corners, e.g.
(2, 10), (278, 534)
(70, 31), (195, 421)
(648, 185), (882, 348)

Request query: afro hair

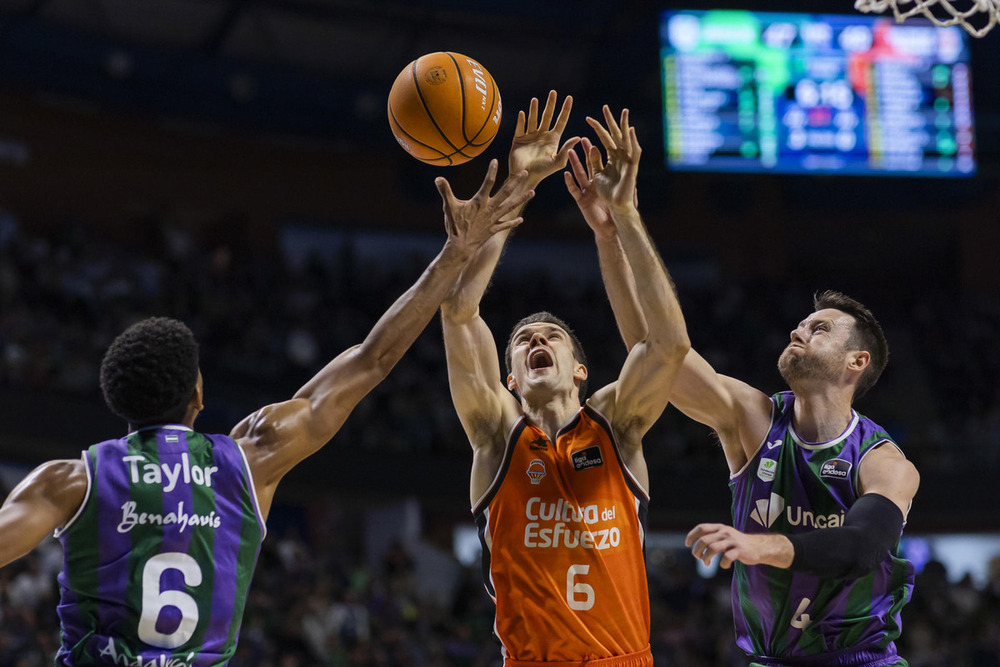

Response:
(100, 317), (200, 426)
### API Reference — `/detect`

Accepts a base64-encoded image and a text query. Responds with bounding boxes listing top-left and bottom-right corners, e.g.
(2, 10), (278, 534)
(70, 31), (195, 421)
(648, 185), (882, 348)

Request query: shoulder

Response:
(15, 458), (89, 513)
(34, 458), (88, 490)
(858, 440), (920, 506)
(231, 399), (310, 447)
(772, 390), (794, 414)
(855, 412), (897, 449)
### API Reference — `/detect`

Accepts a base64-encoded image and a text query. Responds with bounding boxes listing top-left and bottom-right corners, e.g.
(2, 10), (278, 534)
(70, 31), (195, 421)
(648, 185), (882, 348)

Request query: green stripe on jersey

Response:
(126, 431), (165, 645)
(185, 431), (217, 662)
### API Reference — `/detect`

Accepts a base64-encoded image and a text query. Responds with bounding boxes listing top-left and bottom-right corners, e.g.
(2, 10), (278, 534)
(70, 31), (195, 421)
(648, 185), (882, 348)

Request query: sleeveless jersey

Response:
(55, 425), (266, 666)
(730, 391), (914, 666)
(474, 405), (651, 663)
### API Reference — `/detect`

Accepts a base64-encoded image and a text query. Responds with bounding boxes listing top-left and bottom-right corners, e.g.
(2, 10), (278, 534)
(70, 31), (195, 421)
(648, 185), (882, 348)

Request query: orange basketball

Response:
(387, 52), (502, 166)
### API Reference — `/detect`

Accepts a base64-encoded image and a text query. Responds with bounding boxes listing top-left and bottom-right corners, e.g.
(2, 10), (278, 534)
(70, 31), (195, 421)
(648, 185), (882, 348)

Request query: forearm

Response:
(610, 206), (689, 353)
(357, 240), (474, 369)
(294, 240), (474, 405)
(595, 233), (647, 351)
(441, 230), (509, 323)
(787, 494), (904, 579)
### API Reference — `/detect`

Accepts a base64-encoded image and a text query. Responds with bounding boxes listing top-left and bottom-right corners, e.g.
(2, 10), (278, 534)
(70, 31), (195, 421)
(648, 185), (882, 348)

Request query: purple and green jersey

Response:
(730, 392), (914, 667)
(55, 425), (266, 666)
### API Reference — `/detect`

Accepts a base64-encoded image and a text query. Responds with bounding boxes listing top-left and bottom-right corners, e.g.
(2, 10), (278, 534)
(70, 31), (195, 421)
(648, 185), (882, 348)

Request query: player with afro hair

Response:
(99, 317), (200, 428)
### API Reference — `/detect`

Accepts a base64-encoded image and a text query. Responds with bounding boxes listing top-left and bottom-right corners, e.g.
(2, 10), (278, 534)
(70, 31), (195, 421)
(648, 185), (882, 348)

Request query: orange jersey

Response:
(474, 405), (651, 663)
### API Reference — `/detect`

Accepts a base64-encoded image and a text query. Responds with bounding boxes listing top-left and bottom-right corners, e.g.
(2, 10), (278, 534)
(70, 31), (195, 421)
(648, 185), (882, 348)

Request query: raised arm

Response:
(582, 107), (690, 449)
(567, 124), (769, 474)
(232, 161), (531, 517)
(442, 91), (577, 504)
(0, 459), (88, 567)
(445, 91), (576, 318)
(565, 137), (646, 351)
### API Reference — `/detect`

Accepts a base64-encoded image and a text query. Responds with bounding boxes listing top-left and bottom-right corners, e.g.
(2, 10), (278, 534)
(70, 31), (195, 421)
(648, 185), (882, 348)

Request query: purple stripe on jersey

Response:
(146, 430), (196, 654)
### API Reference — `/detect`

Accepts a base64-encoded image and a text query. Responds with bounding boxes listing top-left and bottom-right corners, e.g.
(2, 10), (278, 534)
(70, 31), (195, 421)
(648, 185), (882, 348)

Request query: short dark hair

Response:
(504, 312), (589, 402)
(813, 290), (888, 400)
(100, 317), (200, 426)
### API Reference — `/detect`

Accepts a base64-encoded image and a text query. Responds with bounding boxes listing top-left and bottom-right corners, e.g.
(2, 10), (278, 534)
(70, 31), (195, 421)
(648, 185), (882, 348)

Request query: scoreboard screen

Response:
(661, 10), (976, 177)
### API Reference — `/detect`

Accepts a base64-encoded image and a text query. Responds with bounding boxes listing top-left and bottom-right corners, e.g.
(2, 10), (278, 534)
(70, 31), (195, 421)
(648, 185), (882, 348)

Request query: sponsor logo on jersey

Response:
(528, 437), (548, 451)
(766, 439), (782, 450)
(757, 458), (777, 482)
(820, 458), (852, 479)
(748, 492), (846, 529)
(117, 500), (221, 534)
(749, 492), (785, 528)
(526, 459), (546, 485)
(98, 637), (195, 666)
(523, 496), (622, 550)
(571, 445), (603, 471)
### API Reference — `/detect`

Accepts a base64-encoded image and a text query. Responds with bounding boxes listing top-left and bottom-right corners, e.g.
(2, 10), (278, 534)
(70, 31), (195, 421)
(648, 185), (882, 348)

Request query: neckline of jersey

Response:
(789, 410), (860, 450)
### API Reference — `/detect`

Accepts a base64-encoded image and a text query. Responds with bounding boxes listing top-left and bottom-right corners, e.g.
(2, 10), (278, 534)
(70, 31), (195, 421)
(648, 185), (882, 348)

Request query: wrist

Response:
(593, 228), (619, 245)
(765, 534), (796, 569)
(608, 202), (640, 219)
(441, 237), (478, 264)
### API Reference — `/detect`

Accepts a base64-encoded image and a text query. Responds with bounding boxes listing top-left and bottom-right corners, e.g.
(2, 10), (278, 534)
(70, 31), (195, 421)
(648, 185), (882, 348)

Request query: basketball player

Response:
(0, 162), (533, 666)
(566, 138), (919, 665)
(442, 98), (689, 665)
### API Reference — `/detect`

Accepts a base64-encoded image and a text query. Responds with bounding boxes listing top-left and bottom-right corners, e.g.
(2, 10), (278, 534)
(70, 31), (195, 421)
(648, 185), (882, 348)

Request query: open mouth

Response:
(528, 348), (554, 370)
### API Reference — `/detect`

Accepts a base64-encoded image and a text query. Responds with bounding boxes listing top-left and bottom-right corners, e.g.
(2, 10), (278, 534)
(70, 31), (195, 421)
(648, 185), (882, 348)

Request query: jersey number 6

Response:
(567, 564), (595, 611)
(138, 552), (203, 649)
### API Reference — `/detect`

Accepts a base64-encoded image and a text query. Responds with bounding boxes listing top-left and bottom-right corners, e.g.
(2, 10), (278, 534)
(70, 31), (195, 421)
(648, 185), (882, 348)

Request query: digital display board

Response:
(661, 10), (976, 176)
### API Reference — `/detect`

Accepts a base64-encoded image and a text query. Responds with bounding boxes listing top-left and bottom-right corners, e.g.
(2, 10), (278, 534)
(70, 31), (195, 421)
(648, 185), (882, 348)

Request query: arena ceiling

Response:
(10, 0), (992, 147)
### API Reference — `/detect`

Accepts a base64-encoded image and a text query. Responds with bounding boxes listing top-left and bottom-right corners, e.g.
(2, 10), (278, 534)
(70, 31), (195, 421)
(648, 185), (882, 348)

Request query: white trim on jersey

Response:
(790, 410), (861, 450)
(471, 416), (523, 512)
(730, 398), (779, 480)
(54, 450), (92, 538)
(236, 441), (268, 540)
(587, 403), (650, 500)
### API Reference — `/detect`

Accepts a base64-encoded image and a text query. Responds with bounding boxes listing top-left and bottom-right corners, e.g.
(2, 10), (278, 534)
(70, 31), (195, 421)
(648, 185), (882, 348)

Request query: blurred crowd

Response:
(0, 520), (998, 667)
(2, 210), (1000, 475)
(2, 211), (1000, 664)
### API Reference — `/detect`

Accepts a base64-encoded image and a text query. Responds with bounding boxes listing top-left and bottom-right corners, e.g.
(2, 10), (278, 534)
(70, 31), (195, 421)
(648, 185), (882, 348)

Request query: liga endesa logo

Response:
(820, 458), (852, 479)
(571, 446), (603, 471)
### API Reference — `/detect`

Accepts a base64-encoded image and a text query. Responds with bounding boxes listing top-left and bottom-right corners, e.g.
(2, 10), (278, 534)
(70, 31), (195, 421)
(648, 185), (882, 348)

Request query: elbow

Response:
(368, 350), (397, 382)
(348, 343), (396, 386)
(834, 531), (886, 579)
(651, 336), (691, 366)
(441, 301), (479, 326)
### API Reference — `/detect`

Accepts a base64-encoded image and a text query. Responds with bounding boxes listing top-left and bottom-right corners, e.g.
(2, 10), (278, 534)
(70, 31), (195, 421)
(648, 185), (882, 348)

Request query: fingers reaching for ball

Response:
(436, 161), (533, 249)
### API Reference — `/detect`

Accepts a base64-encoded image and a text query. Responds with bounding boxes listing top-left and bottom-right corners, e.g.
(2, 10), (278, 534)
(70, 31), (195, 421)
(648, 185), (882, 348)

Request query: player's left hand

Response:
(508, 90), (579, 186)
(586, 106), (641, 214)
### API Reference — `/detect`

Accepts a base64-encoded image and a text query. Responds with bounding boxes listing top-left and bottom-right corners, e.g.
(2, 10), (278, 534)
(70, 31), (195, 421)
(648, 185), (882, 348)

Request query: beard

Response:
(777, 348), (840, 385)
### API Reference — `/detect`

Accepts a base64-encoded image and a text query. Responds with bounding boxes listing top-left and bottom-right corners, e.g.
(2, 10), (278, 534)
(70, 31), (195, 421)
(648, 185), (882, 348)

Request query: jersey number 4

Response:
(139, 552), (203, 649)
(790, 598), (812, 630)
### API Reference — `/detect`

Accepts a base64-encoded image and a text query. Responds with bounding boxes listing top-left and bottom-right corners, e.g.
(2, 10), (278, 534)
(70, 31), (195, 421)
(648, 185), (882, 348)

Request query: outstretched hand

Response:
(508, 90), (579, 187)
(685, 523), (792, 570)
(564, 137), (640, 241)
(435, 159), (533, 252)
(584, 106), (642, 213)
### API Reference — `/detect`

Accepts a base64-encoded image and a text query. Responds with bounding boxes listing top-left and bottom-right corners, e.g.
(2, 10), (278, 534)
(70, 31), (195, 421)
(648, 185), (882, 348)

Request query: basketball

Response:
(387, 52), (502, 166)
